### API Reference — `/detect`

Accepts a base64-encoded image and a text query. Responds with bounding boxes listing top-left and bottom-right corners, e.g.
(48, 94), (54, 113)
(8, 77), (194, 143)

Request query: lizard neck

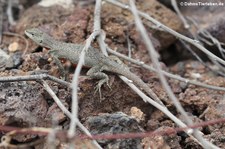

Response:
(43, 37), (61, 49)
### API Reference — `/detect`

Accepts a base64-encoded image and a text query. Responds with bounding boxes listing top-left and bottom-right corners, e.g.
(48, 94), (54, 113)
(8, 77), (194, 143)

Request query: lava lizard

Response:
(25, 28), (162, 104)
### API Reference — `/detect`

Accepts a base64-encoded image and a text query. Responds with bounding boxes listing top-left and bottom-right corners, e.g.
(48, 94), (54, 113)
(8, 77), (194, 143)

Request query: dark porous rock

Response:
(5, 52), (23, 69)
(0, 81), (48, 142)
(86, 112), (144, 149)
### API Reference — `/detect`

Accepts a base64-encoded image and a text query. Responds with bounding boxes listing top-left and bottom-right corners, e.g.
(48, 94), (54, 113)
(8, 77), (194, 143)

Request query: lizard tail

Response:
(120, 69), (163, 105)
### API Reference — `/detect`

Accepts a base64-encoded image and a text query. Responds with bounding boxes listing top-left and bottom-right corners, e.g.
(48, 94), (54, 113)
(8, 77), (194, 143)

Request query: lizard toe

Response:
(94, 83), (102, 99)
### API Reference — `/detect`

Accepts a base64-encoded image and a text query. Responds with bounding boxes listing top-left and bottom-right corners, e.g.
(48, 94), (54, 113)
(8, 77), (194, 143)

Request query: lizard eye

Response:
(40, 40), (43, 43)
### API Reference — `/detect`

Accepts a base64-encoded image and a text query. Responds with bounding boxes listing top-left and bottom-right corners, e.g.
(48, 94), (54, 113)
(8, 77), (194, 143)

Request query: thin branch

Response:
(42, 80), (72, 117)
(41, 80), (102, 149)
(68, 5), (102, 138)
(94, 0), (108, 55)
(3, 31), (29, 56)
(0, 74), (71, 87)
(104, 0), (225, 66)
(0, 1), (3, 44)
(82, 117), (225, 140)
(67, 1), (106, 139)
(126, 33), (132, 60)
(93, 0), (195, 138)
(120, 75), (192, 130)
(107, 47), (225, 92)
(46, 116), (59, 149)
(0, 137), (45, 148)
(186, 17), (225, 76)
(180, 39), (225, 77)
(98, 1), (165, 105)
(129, 0), (192, 128)
(171, 0), (190, 29)
(1, 115), (225, 143)
(189, 17), (225, 58)
(92, 0), (192, 134)
(6, 0), (16, 26)
(68, 32), (100, 138)
(128, 0), (219, 148)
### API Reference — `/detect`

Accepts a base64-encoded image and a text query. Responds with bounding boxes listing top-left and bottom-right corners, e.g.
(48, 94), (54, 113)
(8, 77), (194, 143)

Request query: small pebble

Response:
(8, 42), (19, 52)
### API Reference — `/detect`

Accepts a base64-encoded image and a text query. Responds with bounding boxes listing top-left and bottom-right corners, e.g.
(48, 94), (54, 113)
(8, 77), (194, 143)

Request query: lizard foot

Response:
(87, 65), (111, 99)
(94, 77), (110, 99)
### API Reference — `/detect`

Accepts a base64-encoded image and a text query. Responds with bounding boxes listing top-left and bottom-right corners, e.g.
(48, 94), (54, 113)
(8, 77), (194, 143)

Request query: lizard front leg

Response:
(48, 49), (67, 80)
(87, 65), (110, 99)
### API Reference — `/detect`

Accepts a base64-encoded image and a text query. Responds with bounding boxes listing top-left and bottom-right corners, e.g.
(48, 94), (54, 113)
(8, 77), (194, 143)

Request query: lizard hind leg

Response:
(87, 65), (111, 99)
(109, 55), (129, 70)
(109, 55), (125, 65)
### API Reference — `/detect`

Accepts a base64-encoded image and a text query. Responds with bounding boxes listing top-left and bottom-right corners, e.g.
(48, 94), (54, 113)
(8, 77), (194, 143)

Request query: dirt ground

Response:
(1, 0), (225, 148)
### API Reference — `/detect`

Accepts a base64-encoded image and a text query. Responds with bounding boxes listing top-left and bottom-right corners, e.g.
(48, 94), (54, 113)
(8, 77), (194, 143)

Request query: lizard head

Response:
(25, 28), (53, 49)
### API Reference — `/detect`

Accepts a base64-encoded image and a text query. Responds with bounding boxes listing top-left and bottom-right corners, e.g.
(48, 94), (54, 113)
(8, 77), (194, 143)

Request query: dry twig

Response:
(128, 0), (219, 148)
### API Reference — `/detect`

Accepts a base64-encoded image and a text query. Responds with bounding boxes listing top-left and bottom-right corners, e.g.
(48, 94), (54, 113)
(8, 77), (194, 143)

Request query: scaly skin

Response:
(25, 28), (162, 104)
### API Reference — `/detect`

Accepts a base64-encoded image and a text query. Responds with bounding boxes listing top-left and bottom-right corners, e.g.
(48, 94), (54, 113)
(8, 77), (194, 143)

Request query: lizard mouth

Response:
(24, 30), (32, 38)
